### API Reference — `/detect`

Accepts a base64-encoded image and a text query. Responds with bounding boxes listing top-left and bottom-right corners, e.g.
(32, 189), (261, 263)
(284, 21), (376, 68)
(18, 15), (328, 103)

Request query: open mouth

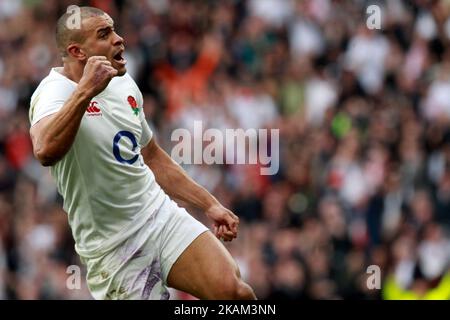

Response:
(113, 50), (126, 65)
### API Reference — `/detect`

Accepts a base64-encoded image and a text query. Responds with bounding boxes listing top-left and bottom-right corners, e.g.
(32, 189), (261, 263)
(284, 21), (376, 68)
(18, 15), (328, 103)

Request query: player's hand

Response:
(78, 56), (118, 98)
(205, 204), (239, 242)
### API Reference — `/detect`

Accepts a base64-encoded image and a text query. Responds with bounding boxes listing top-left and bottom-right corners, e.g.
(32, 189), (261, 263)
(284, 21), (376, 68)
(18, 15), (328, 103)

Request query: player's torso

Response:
(34, 71), (164, 255)
(76, 76), (145, 168)
(54, 75), (152, 219)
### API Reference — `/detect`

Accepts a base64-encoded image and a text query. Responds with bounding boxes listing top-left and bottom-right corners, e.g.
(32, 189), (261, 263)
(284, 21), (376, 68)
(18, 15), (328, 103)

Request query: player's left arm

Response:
(141, 138), (239, 241)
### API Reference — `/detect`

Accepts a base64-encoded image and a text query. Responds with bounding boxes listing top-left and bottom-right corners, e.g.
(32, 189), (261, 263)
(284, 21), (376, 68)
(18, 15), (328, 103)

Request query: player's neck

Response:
(61, 62), (84, 84)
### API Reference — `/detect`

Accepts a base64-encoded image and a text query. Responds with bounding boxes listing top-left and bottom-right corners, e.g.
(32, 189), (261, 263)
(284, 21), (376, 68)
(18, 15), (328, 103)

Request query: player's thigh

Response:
(166, 231), (240, 298)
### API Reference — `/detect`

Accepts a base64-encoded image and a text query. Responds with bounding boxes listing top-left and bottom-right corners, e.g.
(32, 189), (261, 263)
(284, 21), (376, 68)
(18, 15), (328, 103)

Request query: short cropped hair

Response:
(56, 6), (105, 57)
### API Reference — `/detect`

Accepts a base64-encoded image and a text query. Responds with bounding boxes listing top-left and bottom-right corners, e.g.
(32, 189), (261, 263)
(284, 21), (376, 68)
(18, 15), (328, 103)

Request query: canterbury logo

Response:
(86, 101), (102, 116)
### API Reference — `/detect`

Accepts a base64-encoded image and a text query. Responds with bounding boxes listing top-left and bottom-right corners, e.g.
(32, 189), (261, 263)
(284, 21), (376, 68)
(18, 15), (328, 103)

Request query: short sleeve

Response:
(29, 79), (75, 126)
(136, 89), (153, 147)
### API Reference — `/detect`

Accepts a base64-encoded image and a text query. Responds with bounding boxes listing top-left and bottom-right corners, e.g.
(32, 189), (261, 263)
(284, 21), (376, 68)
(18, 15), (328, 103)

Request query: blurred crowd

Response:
(1, 0), (450, 300)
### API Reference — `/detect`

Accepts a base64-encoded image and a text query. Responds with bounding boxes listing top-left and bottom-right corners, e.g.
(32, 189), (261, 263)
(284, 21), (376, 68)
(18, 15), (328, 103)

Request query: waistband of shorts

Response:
(75, 193), (168, 260)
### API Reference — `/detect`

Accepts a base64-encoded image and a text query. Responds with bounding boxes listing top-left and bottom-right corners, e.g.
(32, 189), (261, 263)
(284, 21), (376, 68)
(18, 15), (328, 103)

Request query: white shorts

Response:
(84, 196), (209, 300)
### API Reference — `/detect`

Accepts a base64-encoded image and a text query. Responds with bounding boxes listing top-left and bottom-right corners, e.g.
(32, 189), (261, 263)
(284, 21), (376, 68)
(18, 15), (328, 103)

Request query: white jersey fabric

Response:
(29, 68), (166, 259)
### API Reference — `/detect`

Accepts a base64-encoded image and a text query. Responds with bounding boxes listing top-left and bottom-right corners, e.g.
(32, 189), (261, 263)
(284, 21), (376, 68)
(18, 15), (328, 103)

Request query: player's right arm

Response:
(30, 56), (117, 166)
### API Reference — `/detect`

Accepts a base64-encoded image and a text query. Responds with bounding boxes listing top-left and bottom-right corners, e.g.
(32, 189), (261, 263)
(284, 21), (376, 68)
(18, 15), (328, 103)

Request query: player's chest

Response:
(79, 91), (143, 140)
(83, 89), (141, 122)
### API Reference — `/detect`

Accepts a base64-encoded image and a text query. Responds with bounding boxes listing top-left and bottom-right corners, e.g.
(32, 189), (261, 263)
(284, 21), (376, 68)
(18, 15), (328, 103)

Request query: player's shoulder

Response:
(31, 68), (76, 101)
(29, 68), (77, 122)
(109, 72), (142, 97)
(112, 72), (139, 89)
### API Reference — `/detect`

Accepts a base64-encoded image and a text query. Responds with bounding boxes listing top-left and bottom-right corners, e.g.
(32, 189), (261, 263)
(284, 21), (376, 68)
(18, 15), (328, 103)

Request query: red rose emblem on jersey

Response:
(127, 95), (139, 115)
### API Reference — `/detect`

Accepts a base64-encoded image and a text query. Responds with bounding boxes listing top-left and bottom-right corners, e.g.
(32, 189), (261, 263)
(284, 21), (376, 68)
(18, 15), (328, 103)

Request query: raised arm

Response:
(142, 138), (239, 241)
(30, 56), (117, 166)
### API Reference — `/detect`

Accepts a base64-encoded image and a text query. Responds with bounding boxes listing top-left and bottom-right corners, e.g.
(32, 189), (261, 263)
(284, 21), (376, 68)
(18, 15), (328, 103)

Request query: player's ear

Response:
(67, 43), (86, 61)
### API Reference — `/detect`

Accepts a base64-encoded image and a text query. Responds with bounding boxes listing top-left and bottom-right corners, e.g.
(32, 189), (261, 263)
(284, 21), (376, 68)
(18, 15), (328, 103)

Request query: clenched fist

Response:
(206, 204), (239, 242)
(78, 56), (118, 98)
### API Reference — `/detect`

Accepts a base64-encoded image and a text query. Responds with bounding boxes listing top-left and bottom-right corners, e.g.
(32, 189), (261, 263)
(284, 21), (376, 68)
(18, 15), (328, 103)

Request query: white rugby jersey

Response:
(29, 68), (165, 259)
